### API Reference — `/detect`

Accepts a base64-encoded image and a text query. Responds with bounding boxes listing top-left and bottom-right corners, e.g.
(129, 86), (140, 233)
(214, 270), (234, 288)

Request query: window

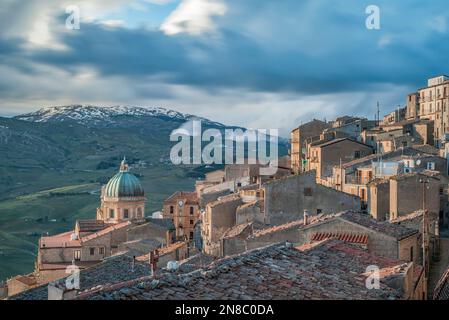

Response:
(99, 247), (105, 255)
(74, 250), (81, 260)
(316, 209), (322, 214)
(170, 206), (174, 214)
(427, 162), (435, 170)
(190, 220), (194, 225)
(90, 247), (95, 255)
(190, 206), (194, 215)
(354, 151), (361, 159)
(124, 209), (129, 219)
(189, 232), (194, 240)
(303, 187), (313, 197)
(109, 209), (115, 218)
(410, 247), (414, 262)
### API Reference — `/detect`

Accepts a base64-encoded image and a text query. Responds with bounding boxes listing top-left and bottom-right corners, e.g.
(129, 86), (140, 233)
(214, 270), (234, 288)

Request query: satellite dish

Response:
(416, 159), (422, 166)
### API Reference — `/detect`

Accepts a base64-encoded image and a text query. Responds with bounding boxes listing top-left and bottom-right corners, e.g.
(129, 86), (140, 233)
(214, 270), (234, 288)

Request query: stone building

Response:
(162, 191), (200, 241)
(406, 75), (449, 147)
(262, 171), (361, 225)
(96, 159), (146, 223)
(5, 159), (178, 297)
(325, 118), (377, 141)
(307, 138), (373, 181)
(389, 173), (440, 220)
(230, 211), (420, 268)
(290, 119), (330, 174)
(201, 194), (243, 256)
(367, 178), (390, 220)
(201, 170), (362, 256)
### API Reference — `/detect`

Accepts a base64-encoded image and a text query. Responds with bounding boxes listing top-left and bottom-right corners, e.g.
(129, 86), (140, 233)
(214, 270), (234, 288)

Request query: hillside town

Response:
(5, 75), (449, 300)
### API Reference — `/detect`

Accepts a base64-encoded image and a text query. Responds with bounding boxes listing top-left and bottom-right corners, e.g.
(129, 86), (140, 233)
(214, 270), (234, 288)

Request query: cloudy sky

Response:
(1, 0), (449, 136)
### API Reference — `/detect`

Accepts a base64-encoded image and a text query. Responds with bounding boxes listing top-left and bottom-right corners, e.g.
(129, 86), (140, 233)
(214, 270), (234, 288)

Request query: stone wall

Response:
(298, 218), (400, 259)
(399, 234), (420, 265)
(246, 225), (301, 251)
(236, 201), (264, 225)
(202, 195), (244, 255)
(199, 189), (231, 209)
(263, 171), (361, 225)
(126, 221), (170, 245)
(390, 175), (440, 219)
(368, 181), (390, 221)
(220, 224), (253, 256)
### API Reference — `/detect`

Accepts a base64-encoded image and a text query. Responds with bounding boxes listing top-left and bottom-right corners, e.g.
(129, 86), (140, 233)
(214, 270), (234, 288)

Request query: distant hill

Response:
(0, 105), (288, 281)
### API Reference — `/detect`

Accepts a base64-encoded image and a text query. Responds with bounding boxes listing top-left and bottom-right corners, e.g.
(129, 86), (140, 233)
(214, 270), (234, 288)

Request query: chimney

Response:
(48, 282), (77, 300)
(149, 249), (159, 276)
(303, 209), (309, 226)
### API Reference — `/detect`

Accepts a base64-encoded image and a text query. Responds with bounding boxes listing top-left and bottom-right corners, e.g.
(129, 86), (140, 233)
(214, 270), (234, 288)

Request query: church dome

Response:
(104, 159), (144, 198)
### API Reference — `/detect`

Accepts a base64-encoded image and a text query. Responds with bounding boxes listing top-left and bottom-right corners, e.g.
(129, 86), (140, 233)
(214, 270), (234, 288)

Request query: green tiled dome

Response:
(104, 159), (144, 198)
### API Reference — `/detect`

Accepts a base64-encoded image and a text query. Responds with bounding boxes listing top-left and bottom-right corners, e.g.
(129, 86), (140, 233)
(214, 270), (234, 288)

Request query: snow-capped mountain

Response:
(14, 105), (224, 127)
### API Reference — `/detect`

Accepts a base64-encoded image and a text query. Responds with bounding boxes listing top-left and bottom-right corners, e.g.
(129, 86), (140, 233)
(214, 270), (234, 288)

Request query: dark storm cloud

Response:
(2, 0), (449, 129)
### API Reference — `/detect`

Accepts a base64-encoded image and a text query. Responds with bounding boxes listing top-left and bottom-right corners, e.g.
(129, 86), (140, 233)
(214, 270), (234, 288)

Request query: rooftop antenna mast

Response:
(377, 101), (380, 127)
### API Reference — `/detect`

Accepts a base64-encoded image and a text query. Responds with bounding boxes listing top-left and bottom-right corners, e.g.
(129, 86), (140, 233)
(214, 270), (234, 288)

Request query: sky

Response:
(1, 0), (449, 136)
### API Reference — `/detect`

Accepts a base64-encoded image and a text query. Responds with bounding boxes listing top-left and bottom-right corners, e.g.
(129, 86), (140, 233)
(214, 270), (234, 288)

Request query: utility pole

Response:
(419, 178), (430, 279)
(377, 101), (380, 127)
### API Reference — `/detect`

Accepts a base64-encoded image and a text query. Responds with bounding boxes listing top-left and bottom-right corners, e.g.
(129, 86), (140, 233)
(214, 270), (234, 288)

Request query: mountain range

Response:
(0, 105), (287, 281)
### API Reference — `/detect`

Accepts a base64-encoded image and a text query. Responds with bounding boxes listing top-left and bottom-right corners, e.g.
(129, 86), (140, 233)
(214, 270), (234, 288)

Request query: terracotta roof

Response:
(40, 231), (81, 249)
(176, 253), (217, 273)
(38, 261), (99, 271)
(434, 267), (449, 300)
(312, 137), (348, 148)
(135, 241), (186, 262)
(78, 240), (407, 300)
(81, 221), (131, 242)
(207, 193), (242, 208)
(10, 254), (153, 300)
(411, 144), (439, 156)
(76, 220), (106, 233)
(366, 178), (389, 187)
(249, 213), (336, 239)
(311, 232), (368, 244)
(222, 222), (253, 239)
(339, 212), (418, 240)
(14, 275), (37, 286)
(390, 210), (424, 224)
(341, 147), (427, 169)
(248, 211), (417, 241)
(164, 191), (198, 205)
(389, 172), (440, 182)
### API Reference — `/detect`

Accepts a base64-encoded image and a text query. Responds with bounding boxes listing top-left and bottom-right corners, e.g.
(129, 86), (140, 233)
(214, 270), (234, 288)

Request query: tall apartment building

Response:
(290, 119), (330, 174)
(406, 75), (449, 147)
